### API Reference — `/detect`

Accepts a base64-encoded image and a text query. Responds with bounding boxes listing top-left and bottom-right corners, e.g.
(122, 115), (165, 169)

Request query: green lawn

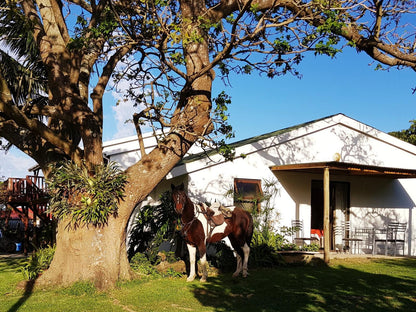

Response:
(1, 256), (415, 312)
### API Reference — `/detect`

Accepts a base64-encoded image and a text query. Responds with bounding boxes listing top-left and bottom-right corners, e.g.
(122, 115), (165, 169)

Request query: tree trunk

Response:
(34, 136), (194, 289)
(36, 211), (132, 289)
(33, 1), (215, 290)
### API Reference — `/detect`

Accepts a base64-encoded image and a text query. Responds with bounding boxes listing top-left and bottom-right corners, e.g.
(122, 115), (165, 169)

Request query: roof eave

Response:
(270, 161), (416, 179)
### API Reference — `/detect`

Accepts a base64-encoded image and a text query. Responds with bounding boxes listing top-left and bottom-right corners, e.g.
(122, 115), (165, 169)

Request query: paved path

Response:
(0, 252), (28, 259)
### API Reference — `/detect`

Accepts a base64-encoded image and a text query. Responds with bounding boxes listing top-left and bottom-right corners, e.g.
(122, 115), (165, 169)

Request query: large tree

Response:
(0, 0), (415, 289)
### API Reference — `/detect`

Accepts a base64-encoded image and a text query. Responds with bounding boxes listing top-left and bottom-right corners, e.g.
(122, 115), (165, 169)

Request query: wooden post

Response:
(23, 207), (29, 256)
(323, 167), (330, 264)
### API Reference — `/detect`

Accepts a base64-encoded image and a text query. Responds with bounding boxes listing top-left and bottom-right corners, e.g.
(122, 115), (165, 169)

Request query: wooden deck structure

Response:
(1, 176), (51, 254)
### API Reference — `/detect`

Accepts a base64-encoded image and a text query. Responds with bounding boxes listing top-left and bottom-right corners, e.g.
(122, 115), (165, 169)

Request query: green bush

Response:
(21, 245), (55, 280)
(249, 243), (284, 267)
(164, 268), (183, 278)
(158, 250), (180, 264)
(300, 243), (320, 252)
(128, 191), (178, 261)
(130, 252), (184, 279)
(129, 252), (160, 277)
(249, 218), (319, 267)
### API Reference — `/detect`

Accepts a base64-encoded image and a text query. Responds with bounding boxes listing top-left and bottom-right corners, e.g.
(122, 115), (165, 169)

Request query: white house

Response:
(103, 113), (416, 257)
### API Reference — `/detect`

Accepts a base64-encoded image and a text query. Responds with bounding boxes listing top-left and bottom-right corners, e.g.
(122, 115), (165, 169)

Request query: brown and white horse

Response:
(171, 183), (253, 282)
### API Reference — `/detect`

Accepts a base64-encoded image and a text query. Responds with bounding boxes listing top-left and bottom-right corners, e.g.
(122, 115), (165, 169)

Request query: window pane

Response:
(234, 178), (262, 211)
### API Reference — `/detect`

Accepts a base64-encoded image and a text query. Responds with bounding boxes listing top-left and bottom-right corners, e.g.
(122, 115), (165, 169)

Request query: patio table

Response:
(348, 228), (374, 254)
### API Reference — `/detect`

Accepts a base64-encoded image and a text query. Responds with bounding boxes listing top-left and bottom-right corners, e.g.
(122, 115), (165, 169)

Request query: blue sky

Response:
(1, 47), (415, 178)
(215, 48), (415, 142)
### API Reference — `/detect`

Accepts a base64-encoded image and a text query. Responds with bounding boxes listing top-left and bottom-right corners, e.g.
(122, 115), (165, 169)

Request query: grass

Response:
(1, 256), (416, 312)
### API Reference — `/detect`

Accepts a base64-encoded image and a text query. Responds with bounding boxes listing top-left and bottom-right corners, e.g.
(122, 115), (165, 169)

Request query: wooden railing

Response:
(6, 176), (48, 203)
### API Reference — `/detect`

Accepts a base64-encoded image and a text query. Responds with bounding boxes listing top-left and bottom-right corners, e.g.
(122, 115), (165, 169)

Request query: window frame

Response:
(233, 178), (263, 211)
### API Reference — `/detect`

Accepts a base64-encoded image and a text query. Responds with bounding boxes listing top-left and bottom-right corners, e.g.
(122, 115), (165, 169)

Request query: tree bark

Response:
(36, 213), (131, 289)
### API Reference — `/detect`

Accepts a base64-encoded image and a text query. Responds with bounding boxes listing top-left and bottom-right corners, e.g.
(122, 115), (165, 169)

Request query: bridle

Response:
(173, 190), (187, 215)
(172, 190), (200, 236)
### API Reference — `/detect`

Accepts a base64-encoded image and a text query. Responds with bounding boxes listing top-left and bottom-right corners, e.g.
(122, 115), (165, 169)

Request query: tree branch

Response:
(1, 74), (83, 163)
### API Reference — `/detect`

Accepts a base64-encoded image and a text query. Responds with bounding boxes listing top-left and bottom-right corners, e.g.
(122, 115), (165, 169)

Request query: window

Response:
(234, 178), (263, 211)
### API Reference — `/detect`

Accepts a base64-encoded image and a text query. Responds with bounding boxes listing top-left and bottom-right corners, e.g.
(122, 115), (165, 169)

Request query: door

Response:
(311, 180), (350, 250)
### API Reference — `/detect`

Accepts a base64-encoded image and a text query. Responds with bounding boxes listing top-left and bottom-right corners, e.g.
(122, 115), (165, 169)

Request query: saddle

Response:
(198, 202), (232, 226)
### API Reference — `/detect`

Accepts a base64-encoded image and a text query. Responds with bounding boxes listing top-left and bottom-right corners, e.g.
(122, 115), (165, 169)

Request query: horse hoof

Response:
(187, 276), (195, 282)
(232, 273), (240, 278)
(200, 277), (207, 282)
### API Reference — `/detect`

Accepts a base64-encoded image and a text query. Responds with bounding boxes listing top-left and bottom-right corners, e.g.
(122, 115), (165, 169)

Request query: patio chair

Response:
(332, 224), (345, 252)
(354, 228), (374, 254)
(291, 220), (319, 247)
(374, 222), (407, 256)
(341, 221), (363, 254)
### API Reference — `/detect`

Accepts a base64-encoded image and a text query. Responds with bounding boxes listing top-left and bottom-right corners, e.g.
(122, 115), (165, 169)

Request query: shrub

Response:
(158, 250), (180, 264)
(128, 191), (178, 261)
(300, 243), (320, 252)
(163, 268), (183, 278)
(21, 245), (55, 280)
(130, 252), (160, 277)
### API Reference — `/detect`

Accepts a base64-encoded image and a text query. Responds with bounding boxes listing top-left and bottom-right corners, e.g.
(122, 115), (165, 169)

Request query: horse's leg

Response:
(199, 252), (208, 282)
(195, 241), (208, 282)
(242, 243), (250, 278)
(187, 244), (197, 282)
(232, 251), (243, 278)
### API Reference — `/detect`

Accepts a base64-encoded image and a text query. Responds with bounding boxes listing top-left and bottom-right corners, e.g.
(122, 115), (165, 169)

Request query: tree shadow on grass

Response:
(0, 256), (26, 273)
(7, 279), (35, 312)
(190, 259), (416, 312)
(0, 257), (35, 312)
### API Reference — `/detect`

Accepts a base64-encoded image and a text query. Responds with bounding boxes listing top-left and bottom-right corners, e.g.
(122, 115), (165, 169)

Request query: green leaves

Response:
(47, 161), (127, 227)
(127, 191), (178, 261)
(211, 91), (237, 161)
(68, 8), (118, 51)
(213, 91), (231, 124)
(389, 120), (416, 145)
(21, 245), (56, 280)
(313, 10), (344, 57)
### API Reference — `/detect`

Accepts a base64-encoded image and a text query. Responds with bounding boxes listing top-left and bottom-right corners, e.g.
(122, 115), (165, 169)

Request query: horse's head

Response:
(171, 183), (187, 215)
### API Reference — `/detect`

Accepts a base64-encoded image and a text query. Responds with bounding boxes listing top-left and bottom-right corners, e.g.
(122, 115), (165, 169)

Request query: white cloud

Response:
(0, 149), (37, 179)
(110, 79), (139, 139)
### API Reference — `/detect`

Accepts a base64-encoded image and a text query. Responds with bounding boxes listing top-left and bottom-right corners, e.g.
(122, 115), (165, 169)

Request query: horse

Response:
(171, 183), (253, 282)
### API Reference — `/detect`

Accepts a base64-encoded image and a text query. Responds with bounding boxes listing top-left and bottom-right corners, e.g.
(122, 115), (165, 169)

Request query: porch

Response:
(270, 161), (416, 263)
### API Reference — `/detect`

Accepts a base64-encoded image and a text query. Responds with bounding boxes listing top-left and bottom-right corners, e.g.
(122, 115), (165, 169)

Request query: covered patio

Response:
(270, 161), (416, 263)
